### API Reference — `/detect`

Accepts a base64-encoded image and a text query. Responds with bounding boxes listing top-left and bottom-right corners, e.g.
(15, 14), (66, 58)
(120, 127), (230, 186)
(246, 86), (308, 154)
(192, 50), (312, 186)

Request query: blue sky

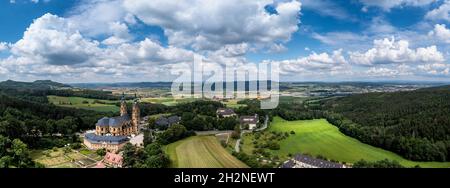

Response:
(0, 0), (449, 82)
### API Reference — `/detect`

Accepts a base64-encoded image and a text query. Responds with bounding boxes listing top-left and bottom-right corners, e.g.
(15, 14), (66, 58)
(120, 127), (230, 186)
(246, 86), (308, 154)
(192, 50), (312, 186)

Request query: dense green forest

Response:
(0, 94), (111, 148)
(0, 80), (128, 101)
(322, 85), (450, 162)
(273, 85), (450, 162)
(167, 99), (268, 131)
(0, 80), (70, 90)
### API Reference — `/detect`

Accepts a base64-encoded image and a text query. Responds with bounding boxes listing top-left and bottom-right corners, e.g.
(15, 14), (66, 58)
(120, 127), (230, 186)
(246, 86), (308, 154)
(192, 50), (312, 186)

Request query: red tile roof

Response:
(104, 152), (123, 166)
(93, 162), (106, 168)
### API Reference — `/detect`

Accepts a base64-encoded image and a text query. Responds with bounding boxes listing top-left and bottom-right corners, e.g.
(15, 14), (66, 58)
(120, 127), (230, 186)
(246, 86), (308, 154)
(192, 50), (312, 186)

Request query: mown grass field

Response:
(47, 95), (119, 112)
(164, 136), (248, 168)
(243, 116), (450, 168)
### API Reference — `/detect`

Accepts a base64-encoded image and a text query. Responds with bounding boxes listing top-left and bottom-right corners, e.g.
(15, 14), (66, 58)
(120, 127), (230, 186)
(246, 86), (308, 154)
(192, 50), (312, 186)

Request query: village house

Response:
(240, 114), (259, 130)
(280, 154), (346, 168)
(216, 108), (237, 118)
(155, 116), (181, 129)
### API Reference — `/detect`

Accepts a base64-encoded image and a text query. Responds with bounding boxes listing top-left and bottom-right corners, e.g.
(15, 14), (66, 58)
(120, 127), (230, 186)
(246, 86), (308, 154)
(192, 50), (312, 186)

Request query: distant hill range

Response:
(70, 82), (173, 89)
(70, 80), (276, 90)
(0, 80), (71, 90)
(0, 80), (123, 101)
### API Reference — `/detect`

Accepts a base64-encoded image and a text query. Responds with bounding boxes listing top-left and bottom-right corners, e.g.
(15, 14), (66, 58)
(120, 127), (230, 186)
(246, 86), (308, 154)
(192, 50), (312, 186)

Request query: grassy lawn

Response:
(47, 95), (119, 112)
(164, 136), (248, 168)
(242, 116), (450, 168)
(79, 148), (103, 161)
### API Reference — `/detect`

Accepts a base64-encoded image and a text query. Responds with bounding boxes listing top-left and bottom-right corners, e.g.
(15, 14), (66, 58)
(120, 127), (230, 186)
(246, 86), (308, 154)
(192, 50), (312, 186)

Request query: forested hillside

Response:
(0, 80), (70, 90)
(0, 94), (111, 148)
(322, 85), (450, 161)
(0, 80), (123, 101)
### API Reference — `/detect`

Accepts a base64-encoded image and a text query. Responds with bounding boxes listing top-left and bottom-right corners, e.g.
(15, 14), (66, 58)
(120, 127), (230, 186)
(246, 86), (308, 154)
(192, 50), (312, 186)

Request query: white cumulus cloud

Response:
(349, 37), (445, 65)
(365, 64), (413, 77)
(123, 0), (301, 51)
(11, 13), (101, 66)
(0, 42), (9, 52)
(428, 24), (450, 43)
(418, 63), (450, 75)
(2, 13), (202, 82)
(273, 49), (349, 75)
(425, 0), (450, 22)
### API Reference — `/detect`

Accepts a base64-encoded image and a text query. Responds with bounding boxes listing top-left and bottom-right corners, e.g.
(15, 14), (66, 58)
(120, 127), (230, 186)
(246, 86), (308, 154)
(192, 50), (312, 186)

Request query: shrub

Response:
(96, 148), (106, 156)
(231, 131), (240, 139)
(70, 143), (82, 149)
(63, 146), (71, 154)
(267, 141), (280, 150)
(220, 140), (227, 148)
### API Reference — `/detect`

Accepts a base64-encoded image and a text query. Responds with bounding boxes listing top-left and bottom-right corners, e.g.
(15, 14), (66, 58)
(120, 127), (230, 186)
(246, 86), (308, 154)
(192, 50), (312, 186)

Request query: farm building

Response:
(216, 108), (237, 118)
(240, 114), (259, 130)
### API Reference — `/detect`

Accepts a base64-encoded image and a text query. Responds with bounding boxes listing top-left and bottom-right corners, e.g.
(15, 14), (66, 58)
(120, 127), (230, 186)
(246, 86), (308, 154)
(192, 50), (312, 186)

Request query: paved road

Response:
(235, 115), (269, 153)
(195, 130), (233, 136)
(255, 115), (269, 132)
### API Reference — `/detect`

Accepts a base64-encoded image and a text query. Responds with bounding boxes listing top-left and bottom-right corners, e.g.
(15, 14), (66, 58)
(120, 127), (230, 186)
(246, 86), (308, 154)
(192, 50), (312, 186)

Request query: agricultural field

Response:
(278, 96), (309, 104)
(164, 136), (248, 168)
(141, 97), (198, 106)
(242, 116), (450, 168)
(47, 95), (119, 112)
(222, 99), (247, 108)
(30, 147), (100, 168)
(111, 88), (171, 98)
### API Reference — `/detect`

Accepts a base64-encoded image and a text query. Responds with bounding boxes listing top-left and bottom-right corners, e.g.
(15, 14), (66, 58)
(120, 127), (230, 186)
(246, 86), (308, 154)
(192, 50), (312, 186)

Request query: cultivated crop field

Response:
(164, 136), (248, 168)
(243, 116), (450, 168)
(47, 95), (119, 112)
(141, 97), (198, 106)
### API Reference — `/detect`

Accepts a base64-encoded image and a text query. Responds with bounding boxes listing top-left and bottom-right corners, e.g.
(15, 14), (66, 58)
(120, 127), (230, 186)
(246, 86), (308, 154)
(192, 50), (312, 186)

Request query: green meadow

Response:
(243, 116), (450, 168)
(47, 95), (119, 112)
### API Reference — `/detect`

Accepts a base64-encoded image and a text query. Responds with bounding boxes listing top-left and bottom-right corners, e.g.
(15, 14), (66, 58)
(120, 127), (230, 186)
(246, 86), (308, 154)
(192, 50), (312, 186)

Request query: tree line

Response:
(272, 85), (450, 162)
(321, 87), (450, 162)
(0, 94), (111, 149)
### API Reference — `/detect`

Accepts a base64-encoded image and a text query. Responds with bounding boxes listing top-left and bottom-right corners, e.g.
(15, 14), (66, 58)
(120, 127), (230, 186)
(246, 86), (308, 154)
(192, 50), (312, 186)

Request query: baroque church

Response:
(84, 95), (140, 152)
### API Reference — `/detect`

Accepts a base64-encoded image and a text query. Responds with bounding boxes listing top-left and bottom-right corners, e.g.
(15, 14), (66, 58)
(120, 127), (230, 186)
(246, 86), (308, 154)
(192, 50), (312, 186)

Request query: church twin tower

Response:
(85, 94), (141, 152)
(120, 94), (140, 135)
